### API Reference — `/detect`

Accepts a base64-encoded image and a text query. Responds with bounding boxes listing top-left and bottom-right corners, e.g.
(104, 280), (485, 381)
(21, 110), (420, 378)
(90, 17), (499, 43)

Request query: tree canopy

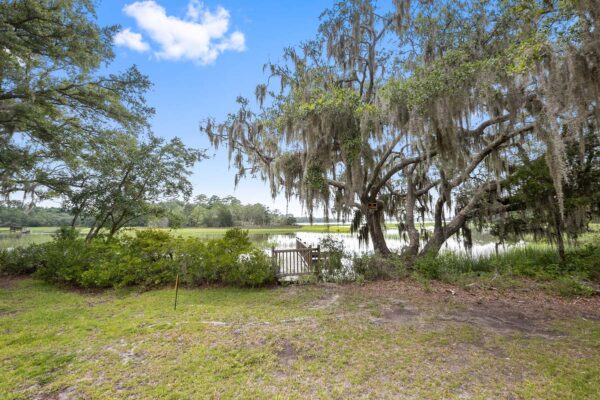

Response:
(0, 0), (152, 202)
(202, 0), (600, 261)
(1, 0), (202, 237)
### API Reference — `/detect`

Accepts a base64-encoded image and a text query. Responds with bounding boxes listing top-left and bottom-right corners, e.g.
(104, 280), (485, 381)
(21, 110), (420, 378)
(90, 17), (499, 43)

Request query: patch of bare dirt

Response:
(0, 276), (27, 288)
(276, 340), (298, 367)
(438, 304), (563, 337)
(485, 345), (509, 358)
(309, 293), (340, 309)
(0, 308), (19, 317)
(200, 320), (229, 326)
(56, 387), (77, 400)
(103, 339), (145, 365)
(371, 301), (420, 325)
(30, 386), (79, 400)
(348, 279), (600, 322)
(295, 279), (600, 337)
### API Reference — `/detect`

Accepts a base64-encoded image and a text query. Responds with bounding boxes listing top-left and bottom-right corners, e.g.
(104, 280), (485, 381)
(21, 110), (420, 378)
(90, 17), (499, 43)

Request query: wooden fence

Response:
(271, 238), (321, 277)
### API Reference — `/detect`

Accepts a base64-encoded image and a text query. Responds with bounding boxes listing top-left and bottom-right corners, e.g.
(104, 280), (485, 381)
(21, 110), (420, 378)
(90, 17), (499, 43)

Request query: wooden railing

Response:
(271, 238), (321, 277)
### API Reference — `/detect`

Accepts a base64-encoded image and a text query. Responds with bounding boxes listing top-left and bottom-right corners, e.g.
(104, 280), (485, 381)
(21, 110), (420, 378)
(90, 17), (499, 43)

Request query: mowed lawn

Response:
(1, 278), (599, 399)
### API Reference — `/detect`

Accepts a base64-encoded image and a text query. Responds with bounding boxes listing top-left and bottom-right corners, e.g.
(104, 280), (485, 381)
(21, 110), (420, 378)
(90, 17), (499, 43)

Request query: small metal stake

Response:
(173, 273), (180, 311)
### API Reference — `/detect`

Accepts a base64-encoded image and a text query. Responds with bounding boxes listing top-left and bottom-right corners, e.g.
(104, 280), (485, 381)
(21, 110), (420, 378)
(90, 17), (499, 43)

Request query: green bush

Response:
(0, 244), (46, 276)
(353, 253), (407, 281)
(224, 248), (275, 287)
(317, 236), (352, 282)
(564, 245), (600, 281)
(414, 252), (477, 280)
(185, 229), (275, 287)
(32, 236), (147, 288)
(11, 228), (275, 289)
(547, 275), (595, 298)
(53, 226), (80, 241)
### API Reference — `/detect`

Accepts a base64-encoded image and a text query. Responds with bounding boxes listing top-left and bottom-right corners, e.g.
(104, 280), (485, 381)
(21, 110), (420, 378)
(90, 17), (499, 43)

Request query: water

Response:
(264, 229), (514, 257)
(0, 228), (516, 257)
(0, 232), (56, 250)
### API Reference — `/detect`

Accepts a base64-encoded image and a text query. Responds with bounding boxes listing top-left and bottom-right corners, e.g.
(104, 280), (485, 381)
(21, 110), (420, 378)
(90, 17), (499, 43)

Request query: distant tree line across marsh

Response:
(0, 195), (296, 229)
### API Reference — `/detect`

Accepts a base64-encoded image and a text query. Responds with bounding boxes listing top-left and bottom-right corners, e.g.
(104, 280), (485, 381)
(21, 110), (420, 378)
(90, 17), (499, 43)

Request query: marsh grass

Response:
(413, 245), (599, 297)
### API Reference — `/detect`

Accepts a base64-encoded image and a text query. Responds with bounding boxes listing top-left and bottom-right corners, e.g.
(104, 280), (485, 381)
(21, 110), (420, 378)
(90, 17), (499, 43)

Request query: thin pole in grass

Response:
(173, 273), (180, 311)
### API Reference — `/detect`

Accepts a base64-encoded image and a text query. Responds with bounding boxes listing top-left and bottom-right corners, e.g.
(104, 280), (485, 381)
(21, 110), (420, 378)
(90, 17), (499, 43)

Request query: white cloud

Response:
(113, 28), (150, 52)
(122, 1), (245, 65)
(186, 0), (202, 20)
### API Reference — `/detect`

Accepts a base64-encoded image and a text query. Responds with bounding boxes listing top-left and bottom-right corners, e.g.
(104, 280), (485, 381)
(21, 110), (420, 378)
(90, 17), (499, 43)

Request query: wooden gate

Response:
(271, 239), (321, 277)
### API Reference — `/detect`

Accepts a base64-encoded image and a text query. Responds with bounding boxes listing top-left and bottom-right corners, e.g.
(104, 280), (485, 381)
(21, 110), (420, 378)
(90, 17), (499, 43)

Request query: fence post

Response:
(315, 245), (321, 278)
(271, 246), (277, 275)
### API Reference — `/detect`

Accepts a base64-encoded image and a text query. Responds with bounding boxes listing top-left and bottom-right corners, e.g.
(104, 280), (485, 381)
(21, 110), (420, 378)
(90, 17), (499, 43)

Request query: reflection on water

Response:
(264, 229), (515, 257)
(1, 229), (517, 257)
(0, 233), (55, 250)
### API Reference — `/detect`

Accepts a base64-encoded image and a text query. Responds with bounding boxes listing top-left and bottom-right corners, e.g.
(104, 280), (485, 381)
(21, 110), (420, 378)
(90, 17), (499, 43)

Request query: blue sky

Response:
(96, 0), (330, 216)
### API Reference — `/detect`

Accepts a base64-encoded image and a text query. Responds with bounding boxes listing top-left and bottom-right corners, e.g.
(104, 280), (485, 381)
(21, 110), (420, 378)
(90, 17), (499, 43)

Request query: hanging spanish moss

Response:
(202, 0), (600, 261)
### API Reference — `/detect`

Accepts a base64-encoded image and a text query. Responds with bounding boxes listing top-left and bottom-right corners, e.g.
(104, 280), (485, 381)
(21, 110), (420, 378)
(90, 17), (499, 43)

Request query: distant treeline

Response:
(0, 207), (84, 227)
(0, 195), (296, 229)
(141, 195), (296, 228)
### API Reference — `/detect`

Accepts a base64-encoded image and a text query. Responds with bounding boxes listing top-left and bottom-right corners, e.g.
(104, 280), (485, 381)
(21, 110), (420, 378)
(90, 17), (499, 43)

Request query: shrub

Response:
(565, 245), (600, 281)
(411, 245), (600, 296)
(33, 236), (131, 288)
(353, 253), (407, 281)
(225, 249), (275, 287)
(317, 235), (350, 282)
(414, 252), (476, 281)
(0, 244), (46, 276)
(15, 228), (276, 289)
(546, 275), (596, 298)
(53, 226), (80, 241)
(184, 229), (275, 287)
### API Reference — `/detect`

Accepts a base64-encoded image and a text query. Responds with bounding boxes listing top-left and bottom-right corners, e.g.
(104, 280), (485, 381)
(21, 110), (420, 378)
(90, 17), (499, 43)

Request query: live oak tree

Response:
(203, 0), (408, 254)
(382, 0), (600, 262)
(203, 0), (599, 261)
(0, 0), (152, 204)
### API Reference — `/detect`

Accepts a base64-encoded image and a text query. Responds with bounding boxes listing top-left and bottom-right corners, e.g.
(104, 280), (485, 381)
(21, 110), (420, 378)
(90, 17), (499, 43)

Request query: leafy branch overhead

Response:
(0, 0), (204, 237)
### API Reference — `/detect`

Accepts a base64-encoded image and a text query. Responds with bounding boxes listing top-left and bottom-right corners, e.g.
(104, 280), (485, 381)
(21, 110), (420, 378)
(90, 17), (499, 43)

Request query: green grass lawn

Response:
(1, 278), (599, 399)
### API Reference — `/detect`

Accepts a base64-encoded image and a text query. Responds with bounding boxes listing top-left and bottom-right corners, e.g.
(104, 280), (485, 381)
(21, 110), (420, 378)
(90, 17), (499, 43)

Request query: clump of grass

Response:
(413, 245), (600, 297)
(353, 253), (409, 281)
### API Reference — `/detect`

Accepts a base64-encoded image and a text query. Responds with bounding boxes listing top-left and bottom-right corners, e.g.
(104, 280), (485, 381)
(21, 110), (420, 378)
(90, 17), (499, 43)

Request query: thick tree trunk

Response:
(419, 180), (498, 259)
(365, 201), (391, 256)
(553, 208), (566, 263)
(419, 193), (446, 258)
(108, 212), (127, 239)
(402, 178), (420, 266)
(419, 230), (445, 258)
(85, 225), (97, 242)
